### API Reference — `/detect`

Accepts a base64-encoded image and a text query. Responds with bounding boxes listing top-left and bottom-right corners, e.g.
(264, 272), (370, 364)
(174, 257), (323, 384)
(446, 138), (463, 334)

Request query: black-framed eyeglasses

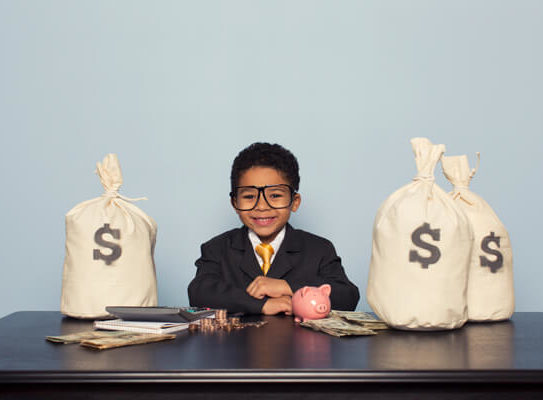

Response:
(230, 184), (296, 211)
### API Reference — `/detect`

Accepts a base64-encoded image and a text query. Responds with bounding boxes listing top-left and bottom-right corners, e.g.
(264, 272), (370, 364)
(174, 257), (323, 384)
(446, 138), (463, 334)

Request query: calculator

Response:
(105, 306), (216, 323)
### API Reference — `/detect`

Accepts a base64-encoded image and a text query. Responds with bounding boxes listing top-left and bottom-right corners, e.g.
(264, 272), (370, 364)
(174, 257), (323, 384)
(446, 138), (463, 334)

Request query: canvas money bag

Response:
(442, 154), (514, 321)
(61, 154), (158, 318)
(367, 137), (473, 330)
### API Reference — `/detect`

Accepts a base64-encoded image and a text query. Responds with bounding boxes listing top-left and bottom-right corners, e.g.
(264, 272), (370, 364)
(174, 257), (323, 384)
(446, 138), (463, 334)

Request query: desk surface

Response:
(1, 311), (543, 399)
(1, 311), (542, 381)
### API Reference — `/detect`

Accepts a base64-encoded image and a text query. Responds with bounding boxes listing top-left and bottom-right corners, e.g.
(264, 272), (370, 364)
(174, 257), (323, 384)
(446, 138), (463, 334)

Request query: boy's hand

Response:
(246, 276), (293, 299)
(261, 296), (292, 315)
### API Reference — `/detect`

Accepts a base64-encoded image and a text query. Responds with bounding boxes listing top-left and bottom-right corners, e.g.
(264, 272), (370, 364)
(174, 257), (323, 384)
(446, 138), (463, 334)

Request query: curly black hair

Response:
(230, 142), (300, 192)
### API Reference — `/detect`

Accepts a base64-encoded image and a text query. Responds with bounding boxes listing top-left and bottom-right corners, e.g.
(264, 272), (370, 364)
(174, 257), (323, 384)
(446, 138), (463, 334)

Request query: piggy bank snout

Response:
(316, 303), (329, 313)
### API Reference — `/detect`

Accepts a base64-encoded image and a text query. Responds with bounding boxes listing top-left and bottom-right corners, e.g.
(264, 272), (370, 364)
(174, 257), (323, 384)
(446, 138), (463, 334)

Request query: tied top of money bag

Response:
(411, 137), (446, 183)
(441, 153), (480, 189)
(441, 153), (481, 206)
(96, 153), (123, 196)
(96, 154), (147, 205)
(65, 153), (153, 236)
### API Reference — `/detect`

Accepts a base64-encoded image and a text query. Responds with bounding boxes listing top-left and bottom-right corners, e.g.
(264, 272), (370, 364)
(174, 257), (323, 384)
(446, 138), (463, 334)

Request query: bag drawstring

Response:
(102, 190), (147, 202)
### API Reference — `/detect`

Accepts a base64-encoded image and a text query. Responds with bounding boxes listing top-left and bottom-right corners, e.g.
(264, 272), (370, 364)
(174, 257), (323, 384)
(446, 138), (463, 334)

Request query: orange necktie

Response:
(255, 243), (274, 275)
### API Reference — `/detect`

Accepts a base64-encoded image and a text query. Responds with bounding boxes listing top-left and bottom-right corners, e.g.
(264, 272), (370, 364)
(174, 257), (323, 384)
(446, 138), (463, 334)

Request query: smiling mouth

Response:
(252, 217), (276, 226)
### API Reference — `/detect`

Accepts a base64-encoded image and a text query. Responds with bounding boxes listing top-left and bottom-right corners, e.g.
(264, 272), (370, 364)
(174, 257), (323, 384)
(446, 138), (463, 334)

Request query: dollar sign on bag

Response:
(409, 222), (441, 269)
(480, 232), (503, 273)
(93, 223), (122, 265)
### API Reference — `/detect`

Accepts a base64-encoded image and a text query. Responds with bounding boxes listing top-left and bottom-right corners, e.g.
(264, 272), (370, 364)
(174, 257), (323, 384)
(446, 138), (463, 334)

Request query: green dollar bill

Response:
(81, 333), (176, 350)
(300, 318), (378, 337)
(46, 330), (133, 344)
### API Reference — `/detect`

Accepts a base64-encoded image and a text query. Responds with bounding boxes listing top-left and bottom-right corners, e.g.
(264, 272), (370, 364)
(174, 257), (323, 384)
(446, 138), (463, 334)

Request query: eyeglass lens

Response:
(234, 185), (292, 210)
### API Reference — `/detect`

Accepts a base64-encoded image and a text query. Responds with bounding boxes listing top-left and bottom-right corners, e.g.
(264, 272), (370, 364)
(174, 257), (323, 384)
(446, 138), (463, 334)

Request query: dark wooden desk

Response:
(1, 311), (542, 399)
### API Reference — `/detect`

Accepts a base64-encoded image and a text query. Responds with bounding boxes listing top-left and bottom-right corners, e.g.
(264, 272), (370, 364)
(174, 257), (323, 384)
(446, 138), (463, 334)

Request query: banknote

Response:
(47, 330), (175, 350)
(328, 310), (376, 322)
(328, 310), (389, 330)
(300, 318), (376, 337)
(46, 330), (133, 344)
(81, 333), (176, 350)
(300, 310), (389, 337)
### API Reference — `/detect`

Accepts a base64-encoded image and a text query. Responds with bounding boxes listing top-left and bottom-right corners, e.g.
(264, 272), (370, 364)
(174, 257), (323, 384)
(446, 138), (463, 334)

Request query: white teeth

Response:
(254, 217), (274, 222)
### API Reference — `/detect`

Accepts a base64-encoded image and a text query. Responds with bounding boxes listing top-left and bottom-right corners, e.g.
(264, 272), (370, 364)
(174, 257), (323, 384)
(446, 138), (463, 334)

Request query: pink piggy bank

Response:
(292, 284), (331, 322)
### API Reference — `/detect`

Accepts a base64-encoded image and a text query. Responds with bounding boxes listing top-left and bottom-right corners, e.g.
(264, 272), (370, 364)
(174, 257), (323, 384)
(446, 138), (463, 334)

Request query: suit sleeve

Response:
(188, 242), (267, 314)
(286, 240), (360, 311)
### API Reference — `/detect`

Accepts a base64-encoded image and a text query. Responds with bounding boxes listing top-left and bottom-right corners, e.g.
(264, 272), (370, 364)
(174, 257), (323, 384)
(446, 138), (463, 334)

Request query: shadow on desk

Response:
(368, 319), (514, 370)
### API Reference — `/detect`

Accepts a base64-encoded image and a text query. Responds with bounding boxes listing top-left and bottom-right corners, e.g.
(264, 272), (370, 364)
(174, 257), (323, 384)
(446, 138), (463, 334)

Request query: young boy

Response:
(188, 142), (360, 315)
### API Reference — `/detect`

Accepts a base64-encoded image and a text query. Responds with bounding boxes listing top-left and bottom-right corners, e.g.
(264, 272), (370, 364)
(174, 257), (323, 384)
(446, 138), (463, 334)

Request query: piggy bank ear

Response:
(319, 284), (331, 297)
(301, 286), (312, 297)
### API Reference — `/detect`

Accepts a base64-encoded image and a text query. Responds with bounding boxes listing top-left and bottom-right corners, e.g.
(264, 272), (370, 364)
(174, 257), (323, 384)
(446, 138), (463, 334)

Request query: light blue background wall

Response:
(1, 1), (542, 318)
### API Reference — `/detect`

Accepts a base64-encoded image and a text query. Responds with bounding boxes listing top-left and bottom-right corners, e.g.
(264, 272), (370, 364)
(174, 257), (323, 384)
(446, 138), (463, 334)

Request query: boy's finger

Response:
(247, 283), (267, 299)
(246, 277), (262, 292)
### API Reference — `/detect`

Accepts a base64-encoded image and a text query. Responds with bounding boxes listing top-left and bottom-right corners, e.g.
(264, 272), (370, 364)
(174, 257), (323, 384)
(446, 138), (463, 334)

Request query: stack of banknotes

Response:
(46, 330), (175, 350)
(299, 310), (389, 337)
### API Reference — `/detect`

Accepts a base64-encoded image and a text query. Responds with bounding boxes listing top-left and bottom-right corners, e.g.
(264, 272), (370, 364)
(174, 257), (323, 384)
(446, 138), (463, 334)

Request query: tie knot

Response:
(255, 243), (274, 264)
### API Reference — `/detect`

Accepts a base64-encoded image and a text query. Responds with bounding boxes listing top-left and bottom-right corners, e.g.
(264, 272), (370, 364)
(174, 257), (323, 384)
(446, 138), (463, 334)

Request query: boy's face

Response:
(233, 166), (301, 243)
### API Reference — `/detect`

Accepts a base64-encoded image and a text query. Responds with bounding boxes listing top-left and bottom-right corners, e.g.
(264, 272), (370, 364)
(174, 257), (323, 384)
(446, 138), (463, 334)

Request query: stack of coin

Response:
(215, 309), (227, 320)
(187, 311), (269, 334)
(214, 309), (229, 329)
(199, 317), (216, 333)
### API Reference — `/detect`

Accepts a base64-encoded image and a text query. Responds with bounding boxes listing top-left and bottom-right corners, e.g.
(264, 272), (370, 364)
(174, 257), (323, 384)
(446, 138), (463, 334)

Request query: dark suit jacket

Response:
(188, 224), (360, 314)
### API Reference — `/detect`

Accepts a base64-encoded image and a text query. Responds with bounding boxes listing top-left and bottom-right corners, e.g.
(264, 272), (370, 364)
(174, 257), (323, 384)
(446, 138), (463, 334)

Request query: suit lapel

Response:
(267, 224), (302, 279)
(232, 226), (262, 279)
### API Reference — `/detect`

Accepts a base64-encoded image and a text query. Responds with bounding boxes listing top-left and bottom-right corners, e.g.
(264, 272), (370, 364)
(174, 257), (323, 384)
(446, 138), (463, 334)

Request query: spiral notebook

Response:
(94, 319), (190, 334)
